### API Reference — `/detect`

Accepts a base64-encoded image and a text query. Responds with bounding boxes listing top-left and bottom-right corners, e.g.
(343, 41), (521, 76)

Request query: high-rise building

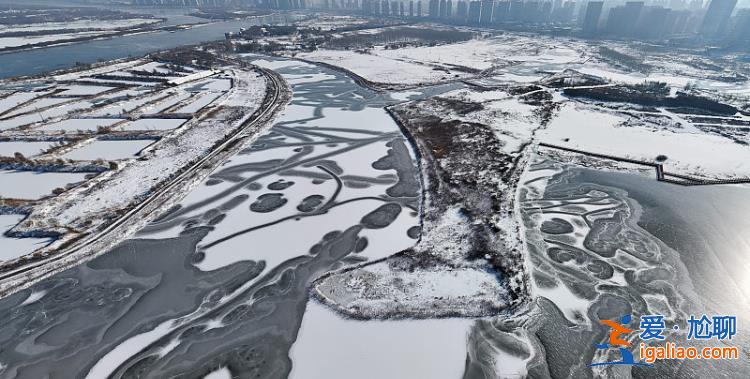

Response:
(606, 1), (644, 37)
(669, 0), (687, 9)
(480, 0), (494, 24)
(636, 6), (671, 39)
(582, 1), (603, 34)
(509, 0), (524, 21)
(521, 1), (540, 22)
(457, 0), (469, 20)
(664, 9), (691, 35)
(429, 0), (440, 17)
(688, 0), (704, 11)
(494, 1), (511, 22)
(730, 8), (750, 46)
(541, 1), (553, 22)
(551, 0), (575, 23)
(468, 0), (482, 23)
(700, 0), (738, 38)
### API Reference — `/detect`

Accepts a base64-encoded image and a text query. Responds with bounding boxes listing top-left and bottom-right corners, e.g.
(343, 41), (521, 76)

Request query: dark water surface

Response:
(514, 160), (750, 379)
(0, 57), (435, 378)
(576, 168), (750, 316)
(0, 15), (291, 79)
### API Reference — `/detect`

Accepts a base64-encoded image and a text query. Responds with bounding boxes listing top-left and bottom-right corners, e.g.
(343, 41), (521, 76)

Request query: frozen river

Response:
(0, 14), (291, 79)
(512, 157), (750, 378)
(0, 57), (471, 378)
(0, 55), (748, 378)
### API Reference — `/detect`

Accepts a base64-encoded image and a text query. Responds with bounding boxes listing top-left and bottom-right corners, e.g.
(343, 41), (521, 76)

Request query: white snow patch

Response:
(540, 103), (750, 179)
(290, 301), (471, 379)
(62, 139), (155, 161)
(0, 214), (51, 261)
(39, 118), (124, 132)
(0, 170), (88, 200)
(0, 141), (56, 157)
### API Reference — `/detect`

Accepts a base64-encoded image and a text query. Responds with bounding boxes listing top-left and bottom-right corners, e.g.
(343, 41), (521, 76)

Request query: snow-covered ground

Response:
(294, 33), (585, 88)
(3, 97), (71, 117)
(294, 15), (372, 31)
(38, 118), (124, 132)
(62, 139), (156, 161)
(295, 30), (750, 105)
(144, 92), (194, 113)
(296, 49), (471, 86)
(172, 92), (222, 113)
(18, 67), (267, 232)
(0, 18), (160, 34)
(0, 18), (161, 51)
(123, 118), (187, 131)
(290, 301), (471, 379)
(0, 91), (50, 115)
(0, 99), (96, 130)
(539, 102), (750, 179)
(0, 57), (267, 258)
(0, 215), (51, 262)
(441, 88), (543, 154)
(0, 31), (118, 50)
(0, 140), (56, 157)
(0, 170), (88, 200)
(375, 36), (584, 72)
(90, 93), (169, 117)
(57, 84), (115, 97)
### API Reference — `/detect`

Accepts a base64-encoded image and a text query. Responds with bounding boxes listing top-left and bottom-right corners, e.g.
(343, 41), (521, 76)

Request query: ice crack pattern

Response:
(0, 58), (427, 378)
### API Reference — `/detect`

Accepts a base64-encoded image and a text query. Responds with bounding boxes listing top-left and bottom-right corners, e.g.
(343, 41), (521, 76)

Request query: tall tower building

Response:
(700, 0), (738, 38)
(429, 0), (440, 18)
(479, 0), (494, 24)
(582, 1), (603, 34)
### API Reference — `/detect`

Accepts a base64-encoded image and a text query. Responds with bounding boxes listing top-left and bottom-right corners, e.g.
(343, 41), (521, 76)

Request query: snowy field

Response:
(540, 102), (750, 179)
(0, 18), (160, 34)
(295, 30), (750, 103)
(0, 140), (55, 157)
(290, 302), (471, 379)
(39, 118), (124, 132)
(441, 88), (543, 154)
(0, 22), (747, 378)
(0, 99), (96, 130)
(295, 33), (585, 87)
(375, 35), (585, 72)
(0, 214), (51, 262)
(0, 56), (266, 262)
(124, 118), (187, 131)
(296, 49), (471, 86)
(0, 170), (88, 200)
(0, 18), (161, 51)
(297, 30), (749, 181)
(19, 65), (265, 232)
(0, 91), (50, 115)
(57, 84), (115, 96)
(0, 31), (118, 50)
(62, 139), (156, 161)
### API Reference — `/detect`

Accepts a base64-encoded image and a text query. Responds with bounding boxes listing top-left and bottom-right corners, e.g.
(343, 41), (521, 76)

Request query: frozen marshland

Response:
(0, 22), (748, 378)
(0, 57), (478, 378)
